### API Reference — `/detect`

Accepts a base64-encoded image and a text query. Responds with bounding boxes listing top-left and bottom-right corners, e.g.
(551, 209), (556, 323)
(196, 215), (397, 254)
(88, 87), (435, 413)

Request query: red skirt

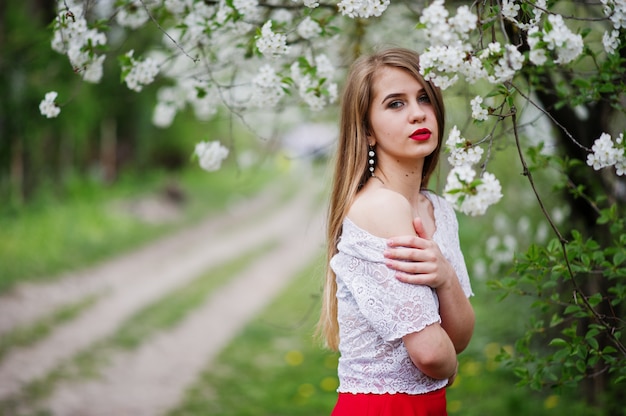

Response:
(331, 389), (447, 416)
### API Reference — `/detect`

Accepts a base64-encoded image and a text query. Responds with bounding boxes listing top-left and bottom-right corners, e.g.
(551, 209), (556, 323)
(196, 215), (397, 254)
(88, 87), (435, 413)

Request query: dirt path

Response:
(0, 174), (326, 415)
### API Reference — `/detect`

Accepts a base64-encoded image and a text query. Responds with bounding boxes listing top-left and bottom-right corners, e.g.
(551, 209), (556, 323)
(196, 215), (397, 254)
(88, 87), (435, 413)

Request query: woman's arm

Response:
(349, 189), (467, 365)
(403, 322), (457, 380)
(385, 217), (475, 353)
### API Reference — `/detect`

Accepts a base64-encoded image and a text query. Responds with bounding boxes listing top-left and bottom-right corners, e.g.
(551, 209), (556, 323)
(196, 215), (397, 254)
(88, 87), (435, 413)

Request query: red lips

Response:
(410, 128), (431, 141)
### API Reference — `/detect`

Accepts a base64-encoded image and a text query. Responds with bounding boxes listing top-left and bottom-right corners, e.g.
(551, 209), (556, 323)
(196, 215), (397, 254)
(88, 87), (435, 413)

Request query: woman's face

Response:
(367, 66), (438, 169)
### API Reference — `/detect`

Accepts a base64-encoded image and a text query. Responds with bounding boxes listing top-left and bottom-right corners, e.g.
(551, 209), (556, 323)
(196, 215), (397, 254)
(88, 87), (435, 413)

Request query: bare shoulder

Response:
(347, 187), (416, 238)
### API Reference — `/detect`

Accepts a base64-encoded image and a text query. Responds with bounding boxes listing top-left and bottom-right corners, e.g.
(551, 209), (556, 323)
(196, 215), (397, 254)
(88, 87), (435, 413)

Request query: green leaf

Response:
(549, 338), (568, 348)
(588, 293), (603, 307)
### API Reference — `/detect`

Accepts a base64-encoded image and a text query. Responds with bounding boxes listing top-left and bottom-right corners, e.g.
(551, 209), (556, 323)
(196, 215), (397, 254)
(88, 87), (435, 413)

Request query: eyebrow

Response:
(380, 88), (427, 105)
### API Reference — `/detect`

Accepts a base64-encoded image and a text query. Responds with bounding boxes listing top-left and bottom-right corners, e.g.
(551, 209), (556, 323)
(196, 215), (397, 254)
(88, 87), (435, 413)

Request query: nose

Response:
(411, 101), (426, 123)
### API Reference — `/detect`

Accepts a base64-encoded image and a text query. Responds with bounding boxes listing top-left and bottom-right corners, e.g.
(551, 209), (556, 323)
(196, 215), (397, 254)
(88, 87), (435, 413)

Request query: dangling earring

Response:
(368, 145), (376, 176)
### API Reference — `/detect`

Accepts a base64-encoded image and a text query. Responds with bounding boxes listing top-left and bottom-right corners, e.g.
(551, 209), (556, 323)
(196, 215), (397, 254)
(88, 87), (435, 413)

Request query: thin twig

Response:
(511, 105), (568, 244)
(511, 83), (591, 152)
(138, 0), (198, 64)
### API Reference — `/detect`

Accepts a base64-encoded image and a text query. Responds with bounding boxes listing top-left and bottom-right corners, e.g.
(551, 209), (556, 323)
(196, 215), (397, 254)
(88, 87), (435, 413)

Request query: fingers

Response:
(385, 256), (436, 274)
(412, 216), (431, 239)
(394, 271), (436, 285)
(386, 235), (424, 249)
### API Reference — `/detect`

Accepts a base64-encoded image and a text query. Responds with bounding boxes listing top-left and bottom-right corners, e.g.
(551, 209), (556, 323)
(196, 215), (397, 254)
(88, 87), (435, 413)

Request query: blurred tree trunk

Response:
(101, 118), (118, 184)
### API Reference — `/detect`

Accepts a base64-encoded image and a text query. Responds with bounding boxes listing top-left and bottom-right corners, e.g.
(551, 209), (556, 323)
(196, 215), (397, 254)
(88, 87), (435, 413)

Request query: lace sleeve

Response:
(333, 221), (442, 342)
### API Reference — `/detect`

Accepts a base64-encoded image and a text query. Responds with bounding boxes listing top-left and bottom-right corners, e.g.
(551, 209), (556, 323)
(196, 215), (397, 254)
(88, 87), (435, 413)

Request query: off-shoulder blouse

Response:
(330, 191), (472, 395)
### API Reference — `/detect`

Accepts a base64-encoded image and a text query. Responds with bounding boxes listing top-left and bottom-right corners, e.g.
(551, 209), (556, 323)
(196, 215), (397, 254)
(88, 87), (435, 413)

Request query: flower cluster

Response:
(602, 0), (626, 29)
(603, 30), (621, 54)
(470, 96), (488, 121)
(586, 132), (626, 176)
(297, 17), (322, 39)
(338, 0), (390, 18)
(418, 0), (583, 90)
(419, 0), (476, 48)
(481, 42), (525, 84)
(531, 14), (584, 65)
(51, 2), (107, 83)
(256, 20), (289, 58)
(290, 55), (338, 111)
(233, 0), (261, 18)
(116, 1), (150, 29)
(121, 50), (160, 92)
(250, 64), (287, 108)
(303, 0), (320, 8)
(501, 0), (545, 30)
(39, 91), (61, 118)
(194, 141), (229, 172)
(443, 127), (503, 216)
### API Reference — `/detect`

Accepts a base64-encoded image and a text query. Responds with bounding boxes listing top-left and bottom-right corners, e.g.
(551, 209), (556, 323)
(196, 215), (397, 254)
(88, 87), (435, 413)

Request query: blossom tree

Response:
(39, 0), (625, 409)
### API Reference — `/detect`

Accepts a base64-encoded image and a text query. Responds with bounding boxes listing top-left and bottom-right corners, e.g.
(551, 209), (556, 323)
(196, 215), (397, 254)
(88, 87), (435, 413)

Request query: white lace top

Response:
(330, 191), (473, 395)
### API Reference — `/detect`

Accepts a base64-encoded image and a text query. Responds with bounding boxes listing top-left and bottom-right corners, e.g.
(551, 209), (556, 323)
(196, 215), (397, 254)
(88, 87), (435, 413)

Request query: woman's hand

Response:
(383, 217), (455, 289)
(385, 216), (475, 353)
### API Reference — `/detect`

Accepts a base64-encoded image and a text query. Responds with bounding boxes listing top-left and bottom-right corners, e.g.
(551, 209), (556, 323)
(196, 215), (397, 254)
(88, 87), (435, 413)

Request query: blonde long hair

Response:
(318, 47), (446, 351)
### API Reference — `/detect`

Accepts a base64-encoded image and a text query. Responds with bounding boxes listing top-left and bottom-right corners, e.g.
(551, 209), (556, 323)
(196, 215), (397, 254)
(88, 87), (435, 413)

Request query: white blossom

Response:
(51, 7), (107, 80)
(443, 126), (501, 215)
(503, 0), (545, 30)
(164, 0), (190, 15)
(470, 96), (488, 121)
(602, 0), (626, 29)
(603, 30), (621, 54)
(501, 0), (520, 21)
(234, 0), (261, 19)
(527, 26), (547, 65)
(461, 56), (487, 84)
(419, 45), (464, 89)
(303, 0), (320, 8)
(82, 55), (106, 83)
(251, 64), (287, 107)
(122, 50), (160, 92)
(449, 5), (477, 37)
(338, 0), (390, 18)
(524, 11), (584, 66)
(39, 91), (61, 118)
(290, 58), (338, 111)
(586, 132), (626, 175)
(272, 9), (294, 24)
(542, 14), (584, 64)
(297, 16), (322, 39)
(485, 43), (524, 84)
(152, 102), (178, 128)
(446, 126), (484, 166)
(116, 1), (150, 29)
(194, 141), (229, 172)
(256, 20), (289, 58)
(444, 169), (503, 216)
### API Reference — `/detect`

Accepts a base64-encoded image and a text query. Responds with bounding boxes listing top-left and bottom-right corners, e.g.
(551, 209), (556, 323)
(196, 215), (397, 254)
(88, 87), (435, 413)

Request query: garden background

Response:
(1, 1), (624, 415)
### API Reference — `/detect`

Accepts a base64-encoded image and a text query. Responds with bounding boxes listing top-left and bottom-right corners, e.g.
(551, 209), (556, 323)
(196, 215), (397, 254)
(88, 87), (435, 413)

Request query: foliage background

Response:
(1, 0), (625, 414)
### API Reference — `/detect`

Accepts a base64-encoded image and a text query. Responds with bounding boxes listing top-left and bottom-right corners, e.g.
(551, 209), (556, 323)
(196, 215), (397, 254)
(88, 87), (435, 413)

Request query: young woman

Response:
(319, 47), (475, 415)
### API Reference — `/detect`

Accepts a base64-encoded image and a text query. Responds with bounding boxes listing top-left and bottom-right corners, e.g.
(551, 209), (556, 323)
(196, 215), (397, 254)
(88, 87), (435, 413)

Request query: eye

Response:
(388, 100), (404, 109)
(418, 94), (431, 104)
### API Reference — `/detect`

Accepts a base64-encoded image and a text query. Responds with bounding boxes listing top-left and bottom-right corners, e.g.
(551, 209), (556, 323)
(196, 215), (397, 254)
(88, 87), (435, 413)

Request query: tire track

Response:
(45, 194), (325, 416)
(0, 180), (324, 406)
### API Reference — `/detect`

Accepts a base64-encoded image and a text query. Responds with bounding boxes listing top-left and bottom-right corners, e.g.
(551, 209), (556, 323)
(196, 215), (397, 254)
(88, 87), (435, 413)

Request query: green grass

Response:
(0, 161), (284, 294)
(0, 295), (98, 362)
